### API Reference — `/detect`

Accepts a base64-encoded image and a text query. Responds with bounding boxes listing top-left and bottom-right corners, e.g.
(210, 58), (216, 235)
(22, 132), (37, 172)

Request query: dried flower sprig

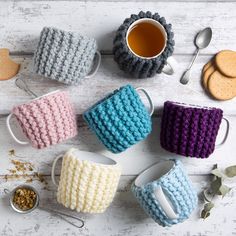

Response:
(200, 164), (236, 219)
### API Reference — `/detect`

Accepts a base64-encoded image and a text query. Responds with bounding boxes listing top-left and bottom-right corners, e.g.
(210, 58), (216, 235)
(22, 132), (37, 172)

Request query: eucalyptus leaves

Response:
(201, 164), (236, 219)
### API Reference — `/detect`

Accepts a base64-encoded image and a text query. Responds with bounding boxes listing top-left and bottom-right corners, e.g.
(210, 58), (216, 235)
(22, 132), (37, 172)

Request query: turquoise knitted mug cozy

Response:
(113, 11), (175, 78)
(132, 160), (198, 227)
(34, 27), (101, 85)
(83, 84), (154, 153)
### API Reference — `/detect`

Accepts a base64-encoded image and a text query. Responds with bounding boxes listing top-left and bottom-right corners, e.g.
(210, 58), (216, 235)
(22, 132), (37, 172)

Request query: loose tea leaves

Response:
(13, 187), (37, 211)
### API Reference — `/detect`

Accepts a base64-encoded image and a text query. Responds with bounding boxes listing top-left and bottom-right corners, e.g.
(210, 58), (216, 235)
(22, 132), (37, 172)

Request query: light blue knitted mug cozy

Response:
(132, 159), (198, 227)
(34, 27), (99, 85)
(83, 84), (153, 153)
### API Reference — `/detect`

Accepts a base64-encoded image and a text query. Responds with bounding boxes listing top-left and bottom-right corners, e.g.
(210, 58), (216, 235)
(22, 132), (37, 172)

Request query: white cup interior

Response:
(70, 149), (117, 166)
(126, 18), (167, 59)
(135, 161), (174, 187)
(170, 101), (216, 110)
(31, 90), (60, 102)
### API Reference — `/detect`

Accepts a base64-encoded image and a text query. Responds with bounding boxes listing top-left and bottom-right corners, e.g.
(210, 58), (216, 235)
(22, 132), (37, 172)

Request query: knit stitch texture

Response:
(83, 84), (152, 153)
(34, 27), (97, 85)
(12, 91), (78, 149)
(113, 11), (175, 78)
(160, 101), (223, 158)
(57, 148), (121, 213)
(132, 160), (198, 227)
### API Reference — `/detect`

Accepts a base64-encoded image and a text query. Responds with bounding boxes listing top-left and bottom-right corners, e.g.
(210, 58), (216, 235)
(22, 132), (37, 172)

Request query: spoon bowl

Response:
(195, 27), (212, 49)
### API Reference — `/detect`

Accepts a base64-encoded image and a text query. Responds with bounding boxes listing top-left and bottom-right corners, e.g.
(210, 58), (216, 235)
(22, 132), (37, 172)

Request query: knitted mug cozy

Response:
(34, 27), (100, 85)
(83, 84), (153, 153)
(132, 160), (198, 227)
(160, 101), (229, 158)
(113, 11), (175, 78)
(6, 90), (78, 149)
(51, 148), (121, 213)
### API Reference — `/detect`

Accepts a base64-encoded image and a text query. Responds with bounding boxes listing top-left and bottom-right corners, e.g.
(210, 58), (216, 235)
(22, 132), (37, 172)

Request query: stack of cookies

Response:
(202, 50), (236, 100)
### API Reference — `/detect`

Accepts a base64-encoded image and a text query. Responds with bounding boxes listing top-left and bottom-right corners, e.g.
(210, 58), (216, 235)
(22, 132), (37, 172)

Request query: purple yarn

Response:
(160, 101), (223, 158)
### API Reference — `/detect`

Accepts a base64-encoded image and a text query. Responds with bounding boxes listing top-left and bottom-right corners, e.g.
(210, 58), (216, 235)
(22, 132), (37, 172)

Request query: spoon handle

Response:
(188, 48), (200, 70)
(180, 48), (200, 84)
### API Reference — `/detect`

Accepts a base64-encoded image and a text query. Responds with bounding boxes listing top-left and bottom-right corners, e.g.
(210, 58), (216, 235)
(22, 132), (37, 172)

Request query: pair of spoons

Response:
(180, 27), (212, 85)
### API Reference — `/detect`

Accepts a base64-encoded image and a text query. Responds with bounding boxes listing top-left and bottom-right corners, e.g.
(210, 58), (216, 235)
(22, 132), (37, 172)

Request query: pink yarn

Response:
(12, 91), (78, 149)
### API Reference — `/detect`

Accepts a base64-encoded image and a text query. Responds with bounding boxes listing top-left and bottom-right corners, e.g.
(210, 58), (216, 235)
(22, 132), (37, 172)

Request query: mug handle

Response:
(6, 113), (29, 145)
(51, 155), (63, 187)
(215, 117), (230, 147)
(135, 87), (154, 116)
(161, 56), (177, 75)
(85, 51), (101, 79)
(154, 185), (178, 219)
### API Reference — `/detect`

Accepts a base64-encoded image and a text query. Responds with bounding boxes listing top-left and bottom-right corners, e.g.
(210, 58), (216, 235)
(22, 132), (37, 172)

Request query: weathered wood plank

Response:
(0, 175), (236, 236)
(0, 114), (235, 176)
(0, 1), (236, 53)
(1, 54), (236, 115)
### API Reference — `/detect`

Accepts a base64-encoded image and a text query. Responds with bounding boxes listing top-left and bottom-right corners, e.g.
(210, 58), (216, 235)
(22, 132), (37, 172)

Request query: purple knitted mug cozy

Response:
(160, 101), (223, 158)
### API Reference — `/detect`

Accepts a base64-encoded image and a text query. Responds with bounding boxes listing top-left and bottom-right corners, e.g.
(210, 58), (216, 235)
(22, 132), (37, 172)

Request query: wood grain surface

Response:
(0, 1), (236, 235)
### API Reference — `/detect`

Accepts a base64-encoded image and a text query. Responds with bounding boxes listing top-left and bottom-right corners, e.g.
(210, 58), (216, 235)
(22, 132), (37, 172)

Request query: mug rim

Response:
(13, 90), (61, 108)
(126, 18), (167, 60)
(134, 160), (176, 187)
(66, 148), (118, 166)
(166, 101), (221, 111)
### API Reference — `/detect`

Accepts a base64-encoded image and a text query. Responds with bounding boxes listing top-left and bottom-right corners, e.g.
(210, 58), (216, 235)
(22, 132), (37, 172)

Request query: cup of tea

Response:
(51, 148), (121, 213)
(83, 84), (154, 153)
(160, 101), (230, 158)
(6, 90), (78, 149)
(34, 27), (101, 85)
(132, 160), (198, 227)
(113, 11), (176, 78)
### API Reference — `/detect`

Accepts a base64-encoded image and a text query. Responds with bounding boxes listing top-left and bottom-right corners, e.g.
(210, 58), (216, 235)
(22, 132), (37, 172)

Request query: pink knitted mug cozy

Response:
(6, 90), (78, 149)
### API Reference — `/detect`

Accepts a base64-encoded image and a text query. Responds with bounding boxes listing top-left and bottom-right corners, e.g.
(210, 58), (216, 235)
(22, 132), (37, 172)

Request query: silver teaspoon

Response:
(180, 27), (212, 85)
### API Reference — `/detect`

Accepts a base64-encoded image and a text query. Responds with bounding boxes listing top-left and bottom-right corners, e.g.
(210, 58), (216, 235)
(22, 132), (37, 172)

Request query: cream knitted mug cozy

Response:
(51, 148), (121, 213)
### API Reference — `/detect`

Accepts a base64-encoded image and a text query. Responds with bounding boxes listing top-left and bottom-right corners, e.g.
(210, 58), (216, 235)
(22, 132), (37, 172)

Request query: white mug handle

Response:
(135, 87), (154, 116)
(51, 155), (63, 187)
(85, 51), (101, 79)
(6, 113), (29, 145)
(215, 117), (230, 147)
(154, 185), (178, 219)
(162, 56), (177, 75)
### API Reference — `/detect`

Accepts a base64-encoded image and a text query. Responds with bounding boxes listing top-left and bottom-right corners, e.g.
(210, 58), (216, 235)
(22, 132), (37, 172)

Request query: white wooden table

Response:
(1, 1), (236, 235)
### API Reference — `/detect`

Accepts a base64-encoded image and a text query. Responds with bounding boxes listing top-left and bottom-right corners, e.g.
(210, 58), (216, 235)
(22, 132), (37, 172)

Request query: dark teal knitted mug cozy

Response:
(113, 11), (175, 78)
(83, 84), (154, 153)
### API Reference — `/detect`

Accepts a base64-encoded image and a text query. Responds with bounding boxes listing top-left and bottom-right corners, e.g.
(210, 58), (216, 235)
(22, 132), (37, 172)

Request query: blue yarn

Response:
(83, 84), (152, 153)
(132, 160), (198, 227)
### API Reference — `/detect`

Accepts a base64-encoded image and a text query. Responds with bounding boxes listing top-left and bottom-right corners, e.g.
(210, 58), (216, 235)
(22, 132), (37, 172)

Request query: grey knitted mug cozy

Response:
(113, 11), (175, 78)
(34, 27), (98, 85)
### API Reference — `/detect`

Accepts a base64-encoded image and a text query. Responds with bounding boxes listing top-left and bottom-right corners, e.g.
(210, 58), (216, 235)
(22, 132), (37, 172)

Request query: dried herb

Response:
(6, 149), (48, 187)
(200, 164), (235, 219)
(13, 187), (37, 211)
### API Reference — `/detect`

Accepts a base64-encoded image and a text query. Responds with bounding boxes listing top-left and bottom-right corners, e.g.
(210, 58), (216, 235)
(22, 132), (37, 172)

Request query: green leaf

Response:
(203, 189), (213, 202)
(218, 184), (231, 197)
(211, 168), (224, 178)
(201, 210), (210, 219)
(225, 165), (236, 178)
(211, 177), (222, 195)
(204, 202), (214, 212)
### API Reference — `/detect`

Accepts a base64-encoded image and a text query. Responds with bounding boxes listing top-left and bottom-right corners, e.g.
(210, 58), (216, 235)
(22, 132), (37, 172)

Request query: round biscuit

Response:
(208, 70), (236, 100)
(202, 64), (216, 90)
(215, 50), (236, 78)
